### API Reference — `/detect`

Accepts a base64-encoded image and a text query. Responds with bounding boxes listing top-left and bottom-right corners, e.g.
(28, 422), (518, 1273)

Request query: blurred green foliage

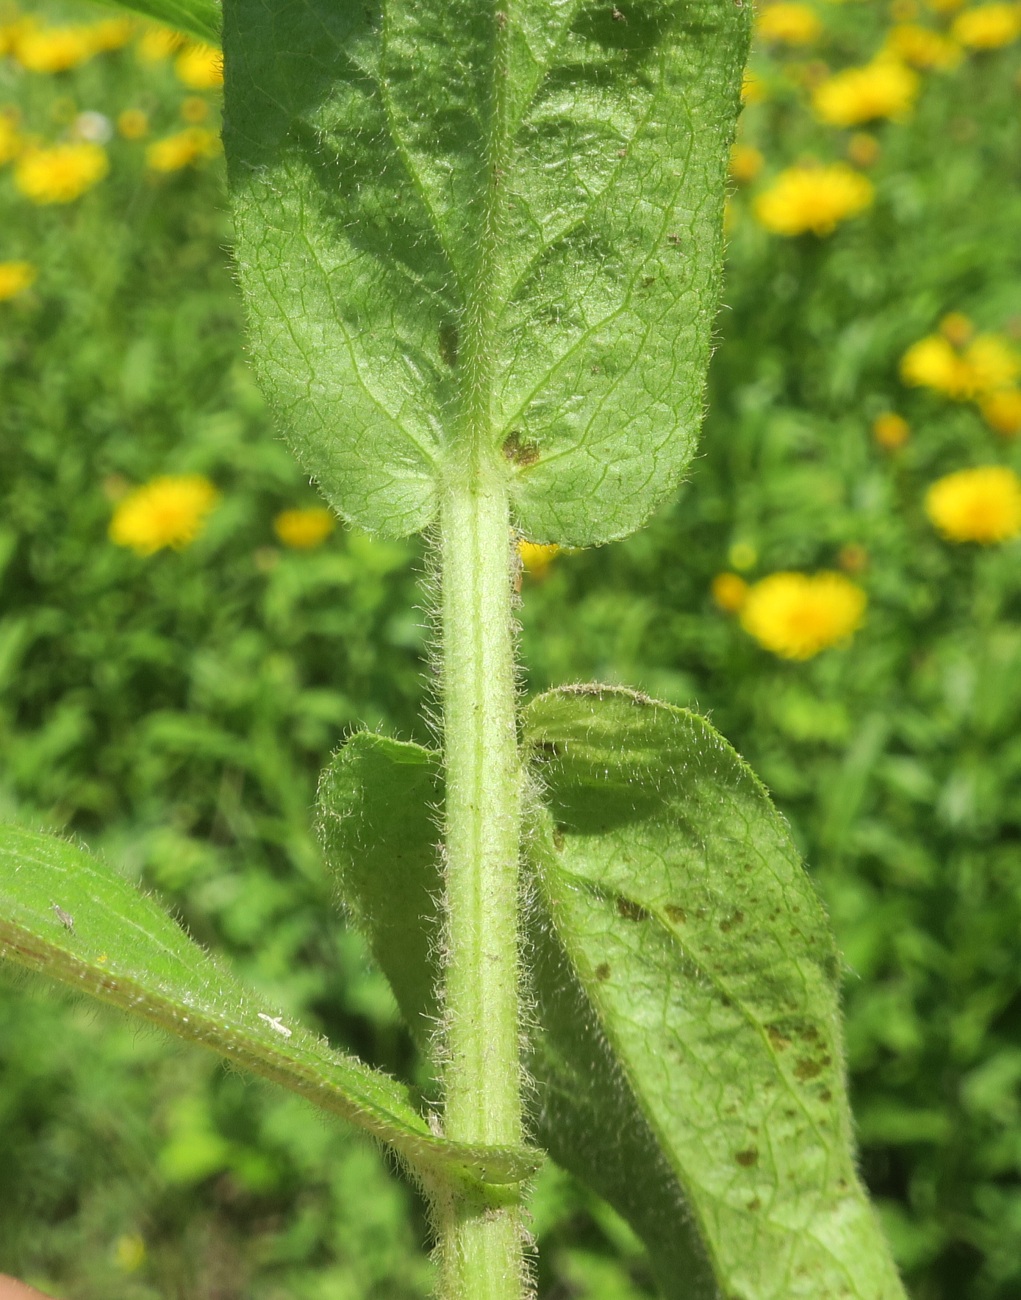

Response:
(0, 0), (1019, 1296)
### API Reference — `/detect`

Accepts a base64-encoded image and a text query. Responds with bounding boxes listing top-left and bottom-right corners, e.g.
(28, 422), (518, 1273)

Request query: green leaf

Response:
(318, 703), (906, 1299)
(0, 825), (538, 1187)
(222, 0), (749, 542)
(92, 0), (221, 45)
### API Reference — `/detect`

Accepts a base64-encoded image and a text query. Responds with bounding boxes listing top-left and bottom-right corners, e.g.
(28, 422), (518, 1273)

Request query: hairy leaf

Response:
(0, 825), (538, 1186)
(93, 0), (220, 45)
(223, 0), (749, 542)
(319, 705), (906, 1299)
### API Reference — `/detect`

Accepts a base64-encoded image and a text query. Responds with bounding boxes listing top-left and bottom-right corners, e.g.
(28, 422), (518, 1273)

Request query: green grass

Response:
(1, 1), (1020, 1296)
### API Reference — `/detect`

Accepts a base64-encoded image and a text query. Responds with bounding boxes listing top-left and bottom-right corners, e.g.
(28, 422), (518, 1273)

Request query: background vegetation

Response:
(1, 0), (1019, 1295)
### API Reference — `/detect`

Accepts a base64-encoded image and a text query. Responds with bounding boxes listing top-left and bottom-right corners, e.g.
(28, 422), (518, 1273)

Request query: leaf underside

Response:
(318, 694), (906, 1300)
(222, 0), (749, 544)
(0, 826), (538, 1187)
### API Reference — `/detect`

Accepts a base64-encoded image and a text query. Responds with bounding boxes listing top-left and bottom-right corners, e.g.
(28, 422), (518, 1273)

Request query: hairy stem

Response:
(434, 467), (526, 1300)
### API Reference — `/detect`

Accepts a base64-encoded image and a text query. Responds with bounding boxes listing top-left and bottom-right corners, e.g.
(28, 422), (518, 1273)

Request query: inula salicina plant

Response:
(0, 2), (909, 1297)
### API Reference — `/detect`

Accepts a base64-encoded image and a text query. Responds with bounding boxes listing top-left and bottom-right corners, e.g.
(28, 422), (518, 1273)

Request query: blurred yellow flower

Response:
(13, 23), (96, 73)
(711, 572), (749, 612)
(900, 332), (1020, 399)
(273, 507), (336, 549)
(885, 22), (963, 66)
(951, 2), (1021, 47)
(742, 68), (769, 103)
(847, 131), (880, 166)
(812, 58), (919, 126)
(136, 24), (184, 63)
(14, 141), (108, 204)
(117, 108), (149, 139)
(925, 466), (1021, 542)
(740, 571), (866, 660)
(755, 3), (823, 45)
(146, 127), (219, 172)
(109, 475), (220, 555)
(979, 387), (1021, 436)
(175, 43), (223, 90)
(181, 96), (209, 124)
(518, 540), (560, 577)
(873, 411), (911, 448)
(0, 261), (35, 300)
(87, 18), (135, 51)
(0, 110), (22, 165)
(729, 143), (764, 184)
(753, 162), (873, 236)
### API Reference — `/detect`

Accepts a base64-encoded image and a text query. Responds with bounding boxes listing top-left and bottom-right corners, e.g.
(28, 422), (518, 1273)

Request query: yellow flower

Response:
(980, 388), (1021, 436)
(273, 507), (336, 549)
(729, 143), (764, 184)
(951, 2), (1021, 47)
(0, 261), (35, 300)
(0, 111), (22, 165)
(87, 18), (136, 51)
(117, 109), (149, 140)
(740, 572), (866, 660)
(885, 22), (963, 66)
(753, 162), (873, 236)
(711, 572), (749, 612)
(174, 43), (224, 90)
(755, 3), (823, 45)
(873, 411), (910, 448)
(109, 475), (220, 555)
(812, 58), (919, 126)
(14, 142), (108, 204)
(900, 332), (1020, 399)
(925, 466), (1021, 543)
(136, 24), (184, 63)
(181, 96), (209, 124)
(12, 23), (97, 73)
(518, 540), (560, 577)
(146, 127), (219, 172)
(847, 131), (880, 166)
(742, 68), (769, 103)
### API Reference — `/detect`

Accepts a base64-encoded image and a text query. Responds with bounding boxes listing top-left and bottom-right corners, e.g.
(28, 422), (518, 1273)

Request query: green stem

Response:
(434, 469), (526, 1300)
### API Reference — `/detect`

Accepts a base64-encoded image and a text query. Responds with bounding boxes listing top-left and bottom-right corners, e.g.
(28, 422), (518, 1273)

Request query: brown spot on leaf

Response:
(617, 897), (652, 922)
(734, 1147), (759, 1167)
(719, 910), (744, 933)
(595, 962), (611, 981)
(767, 1025), (791, 1051)
(794, 1058), (823, 1081)
(746, 1197), (761, 1211)
(819, 1089), (832, 1102)
(665, 904), (687, 924)
(503, 431), (540, 467)
(439, 321), (459, 368)
(552, 826), (566, 852)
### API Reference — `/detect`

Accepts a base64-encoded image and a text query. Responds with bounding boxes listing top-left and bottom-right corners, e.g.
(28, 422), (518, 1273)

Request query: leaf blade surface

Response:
(0, 825), (537, 1186)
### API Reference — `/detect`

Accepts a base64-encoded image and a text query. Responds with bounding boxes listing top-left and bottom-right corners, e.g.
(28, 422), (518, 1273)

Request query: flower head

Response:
(753, 162), (873, 236)
(136, 24), (184, 63)
(812, 58), (919, 126)
(174, 43), (223, 90)
(926, 466), (1021, 543)
(900, 332), (1020, 399)
(109, 475), (220, 555)
(518, 540), (560, 577)
(729, 143), (764, 184)
(873, 411), (910, 448)
(117, 109), (149, 140)
(884, 22), (963, 67)
(87, 18), (135, 51)
(755, 3), (823, 45)
(146, 127), (219, 172)
(951, 2), (1021, 48)
(14, 142), (108, 204)
(740, 571), (866, 660)
(273, 507), (336, 549)
(711, 572), (749, 612)
(980, 388), (1021, 436)
(0, 261), (35, 301)
(13, 23), (96, 73)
